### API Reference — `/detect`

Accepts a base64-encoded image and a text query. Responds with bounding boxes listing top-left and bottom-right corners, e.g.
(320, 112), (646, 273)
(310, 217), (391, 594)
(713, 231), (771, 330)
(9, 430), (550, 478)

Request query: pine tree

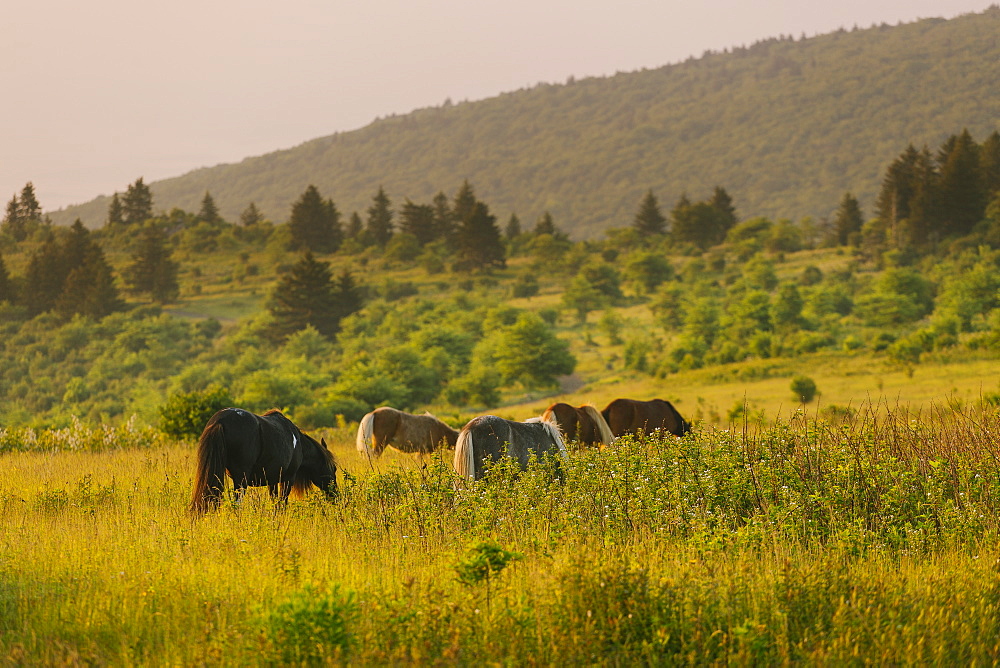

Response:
(981, 131), (1000, 198)
(19, 183), (41, 221)
(107, 193), (124, 226)
(432, 191), (454, 241)
(937, 129), (985, 236)
(365, 186), (394, 247)
(198, 191), (221, 223)
(125, 224), (179, 303)
(634, 190), (667, 235)
(267, 252), (342, 339)
(21, 234), (67, 315)
(331, 268), (364, 324)
(0, 252), (12, 304)
(452, 181), (478, 225)
(834, 192), (864, 246)
(240, 202), (263, 226)
(346, 212), (363, 239)
(455, 200), (506, 271)
(504, 213), (521, 240)
(399, 200), (436, 245)
(122, 178), (154, 225)
(2, 194), (26, 241)
(710, 186), (738, 233)
(287, 185), (342, 252)
(54, 220), (122, 319)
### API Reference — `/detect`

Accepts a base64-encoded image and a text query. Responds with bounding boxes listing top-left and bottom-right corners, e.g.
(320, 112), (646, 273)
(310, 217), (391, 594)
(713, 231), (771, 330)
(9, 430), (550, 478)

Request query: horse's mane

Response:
(533, 414), (568, 459)
(580, 403), (615, 445)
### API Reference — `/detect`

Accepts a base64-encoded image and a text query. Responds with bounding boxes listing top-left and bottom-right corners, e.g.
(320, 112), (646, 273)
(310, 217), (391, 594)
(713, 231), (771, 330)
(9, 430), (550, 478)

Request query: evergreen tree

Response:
(833, 192), (864, 246)
(710, 186), (738, 233)
(287, 185), (342, 252)
(399, 200), (436, 245)
(19, 182), (41, 221)
(432, 191), (454, 241)
(332, 268), (364, 324)
(268, 252), (344, 339)
(240, 202), (263, 226)
(198, 191), (221, 223)
(57, 252), (122, 319)
(21, 234), (66, 315)
(107, 193), (124, 226)
(0, 252), (12, 304)
(452, 181), (478, 225)
(981, 131), (1000, 198)
(455, 197), (506, 271)
(346, 211), (363, 239)
(125, 224), (179, 303)
(936, 129), (985, 236)
(634, 189), (667, 236)
(504, 213), (522, 240)
(2, 194), (26, 241)
(122, 178), (154, 225)
(365, 186), (394, 247)
(672, 197), (728, 249)
(534, 211), (556, 236)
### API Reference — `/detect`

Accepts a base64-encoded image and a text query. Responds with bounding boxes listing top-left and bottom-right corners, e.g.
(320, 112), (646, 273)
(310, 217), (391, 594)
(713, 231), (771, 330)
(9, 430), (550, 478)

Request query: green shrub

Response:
(263, 584), (357, 664)
(159, 385), (233, 439)
(790, 375), (818, 403)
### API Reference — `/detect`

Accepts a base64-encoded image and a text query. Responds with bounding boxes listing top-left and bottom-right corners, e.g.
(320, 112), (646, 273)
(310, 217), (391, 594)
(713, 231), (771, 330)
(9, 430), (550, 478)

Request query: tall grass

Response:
(2, 403), (999, 664)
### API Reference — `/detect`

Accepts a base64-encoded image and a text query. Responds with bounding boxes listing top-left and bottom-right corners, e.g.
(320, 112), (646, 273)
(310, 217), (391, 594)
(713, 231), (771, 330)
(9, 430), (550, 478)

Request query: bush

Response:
(263, 584), (357, 664)
(790, 375), (818, 403)
(159, 385), (233, 439)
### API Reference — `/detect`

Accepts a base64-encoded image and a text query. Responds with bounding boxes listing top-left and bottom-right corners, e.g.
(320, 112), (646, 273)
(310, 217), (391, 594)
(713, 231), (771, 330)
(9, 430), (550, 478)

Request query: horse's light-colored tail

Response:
(356, 411), (375, 457)
(454, 428), (475, 480)
(582, 404), (616, 446)
(538, 414), (569, 460)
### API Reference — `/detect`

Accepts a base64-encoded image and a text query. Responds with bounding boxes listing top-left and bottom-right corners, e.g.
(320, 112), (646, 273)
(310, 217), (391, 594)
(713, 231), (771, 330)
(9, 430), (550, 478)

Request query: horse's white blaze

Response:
(454, 428), (475, 480)
(356, 411), (375, 456)
(581, 404), (616, 445)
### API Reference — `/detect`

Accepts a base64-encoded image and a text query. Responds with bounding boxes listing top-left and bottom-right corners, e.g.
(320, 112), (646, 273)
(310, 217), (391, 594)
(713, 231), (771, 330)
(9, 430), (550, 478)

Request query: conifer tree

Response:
(125, 224), (179, 303)
(107, 193), (124, 226)
(710, 186), (738, 233)
(287, 185), (342, 252)
(240, 202), (263, 226)
(534, 212), (556, 236)
(21, 234), (66, 315)
(504, 213), (521, 240)
(346, 211), (363, 239)
(0, 252), (12, 304)
(936, 129), (985, 236)
(452, 181), (478, 225)
(432, 191), (454, 241)
(267, 252), (342, 339)
(55, 220), (122, 318)
(365, 186), (394, 247)
(455, 198), (506, 271)
(2, 194), (26, 241)
(981, 131), (1000, 198)
(332, 268), (364, 324)
(18, 183), (41, 222)
(198, 191), (221, 223)
(399, 200), (436, 245)
(634, 189), (667, 236)
(834, 192), (864, 246)
(122, 178), (154, 225)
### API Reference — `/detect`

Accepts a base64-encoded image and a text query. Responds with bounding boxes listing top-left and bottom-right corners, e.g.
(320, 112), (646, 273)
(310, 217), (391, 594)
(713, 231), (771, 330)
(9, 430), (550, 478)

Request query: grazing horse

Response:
(454, 414), (568, 481)
(190, 408), (338, 514)
(356, 407), (460, 459)
(541, 402), (615, 448)
(601, 398), (691, 438)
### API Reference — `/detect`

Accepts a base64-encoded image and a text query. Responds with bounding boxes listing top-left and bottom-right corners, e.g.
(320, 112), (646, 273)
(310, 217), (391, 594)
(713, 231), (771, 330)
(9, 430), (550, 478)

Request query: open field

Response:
(3, 405), (1000, 664)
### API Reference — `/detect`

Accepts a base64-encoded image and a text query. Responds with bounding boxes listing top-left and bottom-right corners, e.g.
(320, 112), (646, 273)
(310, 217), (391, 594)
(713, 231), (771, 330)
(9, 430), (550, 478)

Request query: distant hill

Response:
(50, 8), (1000, 239)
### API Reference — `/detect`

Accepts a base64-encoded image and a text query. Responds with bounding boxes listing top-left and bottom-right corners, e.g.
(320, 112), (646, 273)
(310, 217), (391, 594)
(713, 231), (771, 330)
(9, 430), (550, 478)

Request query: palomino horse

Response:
(190, 408), (338, 514)
(601, 398), (691, 438)
(540, 402), (615, 448)
(454, 414), (567, 481)
(356, 407), (460, 458)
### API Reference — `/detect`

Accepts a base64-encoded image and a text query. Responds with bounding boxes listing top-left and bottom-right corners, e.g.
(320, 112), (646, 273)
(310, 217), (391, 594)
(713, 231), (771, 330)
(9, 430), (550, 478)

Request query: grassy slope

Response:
(49, 9), (1000, 239)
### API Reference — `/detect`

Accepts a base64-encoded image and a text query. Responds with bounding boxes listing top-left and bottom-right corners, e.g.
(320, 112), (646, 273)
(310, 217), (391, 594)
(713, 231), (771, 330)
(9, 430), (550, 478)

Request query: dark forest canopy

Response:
(43, 8), (1000, 240)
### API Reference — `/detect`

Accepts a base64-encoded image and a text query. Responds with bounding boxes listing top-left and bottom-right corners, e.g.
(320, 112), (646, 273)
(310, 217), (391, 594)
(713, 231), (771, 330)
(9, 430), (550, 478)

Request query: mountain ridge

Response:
(49, 8), (1000, 238)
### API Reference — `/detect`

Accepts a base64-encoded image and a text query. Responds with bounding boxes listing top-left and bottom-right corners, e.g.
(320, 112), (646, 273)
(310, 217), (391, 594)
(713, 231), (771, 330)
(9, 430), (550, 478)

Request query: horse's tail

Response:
(582, 404), (616, 446)
(539, 413), (569, 460)
(190, 421), (227, 515)
(454, 427), (475, 480)
(356, 411), (375, 457)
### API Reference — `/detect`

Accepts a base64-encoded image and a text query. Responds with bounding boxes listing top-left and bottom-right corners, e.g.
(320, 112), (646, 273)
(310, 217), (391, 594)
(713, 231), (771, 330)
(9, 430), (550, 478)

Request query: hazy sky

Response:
(2, 0), (994, 212)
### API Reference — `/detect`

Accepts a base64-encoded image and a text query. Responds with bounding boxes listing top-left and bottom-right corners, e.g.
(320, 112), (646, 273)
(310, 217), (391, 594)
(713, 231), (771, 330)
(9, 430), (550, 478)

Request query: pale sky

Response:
(2, 0), (995, 212)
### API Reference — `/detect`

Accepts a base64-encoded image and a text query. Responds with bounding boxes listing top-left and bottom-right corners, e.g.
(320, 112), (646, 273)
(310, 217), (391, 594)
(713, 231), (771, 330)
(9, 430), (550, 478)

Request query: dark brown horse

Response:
(601, 398), (691, 438)
(190, 408), (338, 515)
(540, 402), (615, 448)
(454, 415), (567, 481)
(356, 406), (459, 458)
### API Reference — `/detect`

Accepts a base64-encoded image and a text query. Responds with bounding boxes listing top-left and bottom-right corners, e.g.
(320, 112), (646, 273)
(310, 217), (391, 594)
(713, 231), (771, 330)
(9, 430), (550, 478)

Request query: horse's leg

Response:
(269, 481), (293, 509)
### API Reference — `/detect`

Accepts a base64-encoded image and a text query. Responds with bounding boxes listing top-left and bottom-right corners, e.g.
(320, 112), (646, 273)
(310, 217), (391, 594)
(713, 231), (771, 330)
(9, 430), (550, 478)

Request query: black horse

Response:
(190, 408), (338, 514)
(454, 415), (567, 481)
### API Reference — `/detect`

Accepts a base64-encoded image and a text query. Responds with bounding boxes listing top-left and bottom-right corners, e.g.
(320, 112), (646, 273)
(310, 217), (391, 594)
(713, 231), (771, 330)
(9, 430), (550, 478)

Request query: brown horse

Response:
(541, 402), (615, 448)
(356, 406), (460, 458)
(601, 398), (691, 438)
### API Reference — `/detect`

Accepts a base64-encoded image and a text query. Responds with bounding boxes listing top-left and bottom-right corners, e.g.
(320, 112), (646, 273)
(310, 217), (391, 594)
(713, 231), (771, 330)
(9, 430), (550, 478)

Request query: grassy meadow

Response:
(2, 403), (1000, 664)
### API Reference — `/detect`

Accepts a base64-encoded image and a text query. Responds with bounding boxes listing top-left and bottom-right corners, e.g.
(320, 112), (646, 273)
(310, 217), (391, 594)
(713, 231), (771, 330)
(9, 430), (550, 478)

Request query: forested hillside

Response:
(49, 9), (1000, 239)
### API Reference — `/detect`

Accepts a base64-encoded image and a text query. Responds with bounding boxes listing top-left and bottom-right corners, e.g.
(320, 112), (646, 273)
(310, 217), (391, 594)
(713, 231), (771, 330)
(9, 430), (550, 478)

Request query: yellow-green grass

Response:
(3, 408), (1000, 664)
